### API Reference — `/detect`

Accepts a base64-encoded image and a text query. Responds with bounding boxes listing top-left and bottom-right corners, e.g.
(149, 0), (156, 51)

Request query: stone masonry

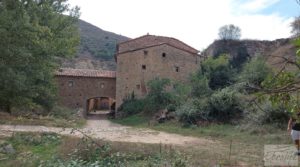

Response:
(55, 68), (116, 109)
(56, 35), (200, 112)
(115, 35), (200, 108)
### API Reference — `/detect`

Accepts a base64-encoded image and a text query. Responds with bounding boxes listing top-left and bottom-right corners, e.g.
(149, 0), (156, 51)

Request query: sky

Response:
(68, 0), (300, 50)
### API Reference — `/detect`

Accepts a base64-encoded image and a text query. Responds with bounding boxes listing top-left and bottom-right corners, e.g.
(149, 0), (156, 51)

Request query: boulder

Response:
(0, 144), (15, 154)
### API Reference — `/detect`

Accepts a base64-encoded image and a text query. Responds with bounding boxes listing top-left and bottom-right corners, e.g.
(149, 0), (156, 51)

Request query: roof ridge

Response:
(118, 34), (150, 45)
(59, 68), (116, 73)
(117, 34), (198, 53)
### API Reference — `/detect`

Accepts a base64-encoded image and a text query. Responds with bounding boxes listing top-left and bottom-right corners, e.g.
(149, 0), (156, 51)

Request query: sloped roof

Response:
(117, 35), (199, 55)
(55, 68), (116, 78)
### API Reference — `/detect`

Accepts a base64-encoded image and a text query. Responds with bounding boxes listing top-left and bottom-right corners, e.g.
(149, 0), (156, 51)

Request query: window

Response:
(68, 81), (74, 87)
(100, 83), (105, 88)
(136, 84), (141, 90)
(175, 66), (180, 72)
(162, 53), (166, 58)
(144, 50), (148, 55)
(142, 65), (146, 70)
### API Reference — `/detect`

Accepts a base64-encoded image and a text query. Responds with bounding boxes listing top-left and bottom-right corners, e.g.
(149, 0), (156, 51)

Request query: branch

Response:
(272, 55), (300, 70)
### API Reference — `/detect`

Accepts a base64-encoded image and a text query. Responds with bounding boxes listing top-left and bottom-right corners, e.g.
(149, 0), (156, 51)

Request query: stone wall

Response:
(55, 76), (116, 109)
(116, 44), (200, 108)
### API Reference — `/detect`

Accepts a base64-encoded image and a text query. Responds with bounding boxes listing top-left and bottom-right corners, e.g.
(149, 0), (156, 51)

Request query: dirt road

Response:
(0, 119), (216, 146)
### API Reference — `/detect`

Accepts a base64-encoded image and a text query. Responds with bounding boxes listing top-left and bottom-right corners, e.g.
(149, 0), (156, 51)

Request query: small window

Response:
(142, 65), (146, 70)
(175, 66), (180, 72)
(162, 53), (166, 58)
(68, 81), (74, 87)
(136, 84), (141, 90)
(100, 83), (105, 88)
(144, 50), (148, 55)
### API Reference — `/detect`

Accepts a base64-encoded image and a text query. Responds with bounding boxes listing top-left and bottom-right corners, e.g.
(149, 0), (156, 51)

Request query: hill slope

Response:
(202, 38), (297, 70)
(61, 20), (130, 70)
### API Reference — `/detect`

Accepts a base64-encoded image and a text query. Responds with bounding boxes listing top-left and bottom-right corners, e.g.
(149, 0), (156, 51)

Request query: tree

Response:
(0, 0), (80, 113)
(218, 24), (241, 40)
(291, 16), (300, 37)
(239, 56), (273, 92)
(200, 55), (235, 90)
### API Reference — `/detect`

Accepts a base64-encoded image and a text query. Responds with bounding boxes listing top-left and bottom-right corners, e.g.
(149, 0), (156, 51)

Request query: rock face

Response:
(202, 38), (297, 69)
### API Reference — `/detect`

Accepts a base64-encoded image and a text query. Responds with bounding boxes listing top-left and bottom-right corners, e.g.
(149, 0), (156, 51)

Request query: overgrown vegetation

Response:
(0, 0), (80, 114)
(0, 132), (190, 167)
(0, 106), (86, 128)
(118, 53), (289, 130)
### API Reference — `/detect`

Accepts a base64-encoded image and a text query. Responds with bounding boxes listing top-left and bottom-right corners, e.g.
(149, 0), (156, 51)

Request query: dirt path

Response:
(0, 119), (216, 146)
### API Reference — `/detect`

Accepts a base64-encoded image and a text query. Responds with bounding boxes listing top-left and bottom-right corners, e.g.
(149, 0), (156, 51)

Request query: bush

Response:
(177, 88), (244, 125)
(208, 88), (243, 123)
(244, 101), (289, 128)
(119, 99), (145, 115)
(176, 100), (199, 125)
(238, 56), (272, 93)
(49, 106), (78, 119)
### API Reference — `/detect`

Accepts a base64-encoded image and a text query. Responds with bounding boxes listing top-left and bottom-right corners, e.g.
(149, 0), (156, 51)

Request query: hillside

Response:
(202, 38), (297, 70)
(60, 20), (130, 70)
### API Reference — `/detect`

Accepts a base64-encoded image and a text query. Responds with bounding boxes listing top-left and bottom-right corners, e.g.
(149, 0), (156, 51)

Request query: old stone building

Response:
(55, 68), (116, 113)
(56, 35), (200, 113)
(115, 35), (200, 108)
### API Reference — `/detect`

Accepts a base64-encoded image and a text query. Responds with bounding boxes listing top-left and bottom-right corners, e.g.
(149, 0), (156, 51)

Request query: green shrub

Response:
(244, 101), (289, 128)
(208, 88), (243, 123)
(11, 132), (61, 146)
(176, 100), (199, 125)
(177, 88), (244, 125)
(49, 106), (78, 119)
(119, 99), (145, 115)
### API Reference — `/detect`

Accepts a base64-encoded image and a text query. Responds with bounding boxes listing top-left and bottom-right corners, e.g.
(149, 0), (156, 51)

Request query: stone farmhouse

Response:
(55, 35), (200, 114)
(55, 68), (116, 114)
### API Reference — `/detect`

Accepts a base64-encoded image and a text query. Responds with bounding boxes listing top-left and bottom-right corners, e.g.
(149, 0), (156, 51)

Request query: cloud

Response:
(237, 0), (280, 13)
(68, 0), (293, 49)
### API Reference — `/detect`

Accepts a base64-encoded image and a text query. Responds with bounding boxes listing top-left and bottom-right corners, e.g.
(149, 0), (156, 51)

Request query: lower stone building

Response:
(55, 68), (116, 113)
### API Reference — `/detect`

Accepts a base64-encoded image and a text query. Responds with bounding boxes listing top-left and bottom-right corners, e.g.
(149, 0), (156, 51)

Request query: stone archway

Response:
(86, 97), (115, 117)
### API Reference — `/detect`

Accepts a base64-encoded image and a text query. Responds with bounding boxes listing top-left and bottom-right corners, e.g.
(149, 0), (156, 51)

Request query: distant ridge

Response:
(60, 19), (130, 71)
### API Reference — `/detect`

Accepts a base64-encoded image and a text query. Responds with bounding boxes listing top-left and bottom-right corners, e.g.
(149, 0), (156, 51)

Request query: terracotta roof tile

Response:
(55, 68), (116, 78)
(117, 35), (199, 55)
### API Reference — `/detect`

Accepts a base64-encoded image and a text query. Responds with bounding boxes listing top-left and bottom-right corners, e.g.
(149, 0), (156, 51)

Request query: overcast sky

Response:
(68, 0), (299, 50)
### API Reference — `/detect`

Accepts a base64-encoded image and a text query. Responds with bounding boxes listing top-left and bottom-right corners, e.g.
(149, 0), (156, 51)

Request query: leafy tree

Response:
(145, 78), (173, 112)
(239, 56), (273, 92)
(190, 74), (211, 98)
(0, 0), (80, 113)
(291, 16), (300, 37)
(200, 55), (235, 90)
(218, 24), (241, 40)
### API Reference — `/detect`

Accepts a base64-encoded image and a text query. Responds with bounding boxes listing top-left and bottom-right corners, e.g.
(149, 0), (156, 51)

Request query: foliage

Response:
(208, 88), (243, 123)
(200, 55), (235, 90)
(177, 88), (243, 124)
(218, 24), (241, 40)
(176, 100), (199, 125)
(78, 20), (128, 61)
(0, 0), (80, 113)
(243, 101), (290, 129)
(144, 78), (173, 112)
(11, 132), (61, 146)
(291, 16), (300, 37)
(238, 56), (273, 93)
(119, 98), (145, 115)
(190, 74), (212, 98)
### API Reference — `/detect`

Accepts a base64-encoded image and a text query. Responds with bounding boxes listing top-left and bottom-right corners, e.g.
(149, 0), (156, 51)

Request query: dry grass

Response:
(0, 112), (86, 128)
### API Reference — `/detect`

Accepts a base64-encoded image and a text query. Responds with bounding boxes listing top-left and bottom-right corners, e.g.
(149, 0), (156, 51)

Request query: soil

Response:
(0, 118), (216, 146)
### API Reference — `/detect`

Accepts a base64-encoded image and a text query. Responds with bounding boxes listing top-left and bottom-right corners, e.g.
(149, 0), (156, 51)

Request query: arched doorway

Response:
(86, 97), (115, 116)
